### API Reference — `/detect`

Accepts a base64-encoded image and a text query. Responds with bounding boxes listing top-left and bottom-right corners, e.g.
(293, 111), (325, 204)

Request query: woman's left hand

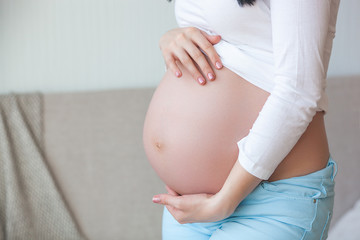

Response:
(152, 185), (232, 224)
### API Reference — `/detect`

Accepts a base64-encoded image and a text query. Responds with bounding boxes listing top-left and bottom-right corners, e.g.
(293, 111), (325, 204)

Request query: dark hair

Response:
(236, 0), (256, 6)
(167, 0), (256, 7)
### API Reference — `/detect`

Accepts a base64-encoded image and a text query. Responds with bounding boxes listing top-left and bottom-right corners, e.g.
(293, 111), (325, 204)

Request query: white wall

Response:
(0, 0), (359, 94)
(0, 0), (177, 93)
(328, 0), (360, 77)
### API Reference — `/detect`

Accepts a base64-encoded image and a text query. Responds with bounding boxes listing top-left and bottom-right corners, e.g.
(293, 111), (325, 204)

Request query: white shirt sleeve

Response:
(236, 0), (336, 180)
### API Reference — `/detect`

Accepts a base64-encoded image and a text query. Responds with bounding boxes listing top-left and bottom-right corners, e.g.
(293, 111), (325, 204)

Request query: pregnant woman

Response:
(143, 0), (340, 239)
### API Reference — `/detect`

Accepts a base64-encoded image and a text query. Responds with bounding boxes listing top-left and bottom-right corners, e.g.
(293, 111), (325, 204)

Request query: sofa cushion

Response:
(44, 89), (164, 240)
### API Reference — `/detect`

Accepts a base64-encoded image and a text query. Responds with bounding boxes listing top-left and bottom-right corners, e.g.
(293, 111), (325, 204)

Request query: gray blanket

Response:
(0, 93), (85, 240)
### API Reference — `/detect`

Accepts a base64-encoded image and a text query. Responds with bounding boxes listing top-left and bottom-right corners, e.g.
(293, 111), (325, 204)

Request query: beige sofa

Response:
(42, 76), (359, 240)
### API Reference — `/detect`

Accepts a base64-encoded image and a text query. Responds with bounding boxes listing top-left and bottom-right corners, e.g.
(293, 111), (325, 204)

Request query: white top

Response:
(174, 0), (340, 179)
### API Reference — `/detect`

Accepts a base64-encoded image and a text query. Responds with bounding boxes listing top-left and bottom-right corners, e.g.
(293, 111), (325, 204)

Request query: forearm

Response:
(215, 159), (262, 216)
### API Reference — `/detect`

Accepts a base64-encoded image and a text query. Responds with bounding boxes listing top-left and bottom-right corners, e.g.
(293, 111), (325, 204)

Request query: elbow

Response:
(303, 88), (323, 109)
(295, 91), (322, 120)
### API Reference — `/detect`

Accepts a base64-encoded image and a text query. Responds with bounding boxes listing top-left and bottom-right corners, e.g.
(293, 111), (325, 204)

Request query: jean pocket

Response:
(248, 183), (319, 231)
(320, 211), (332, 240)
(301, 198), (334, 240)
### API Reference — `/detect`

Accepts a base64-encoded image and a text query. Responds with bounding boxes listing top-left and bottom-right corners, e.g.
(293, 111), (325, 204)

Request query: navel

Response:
(155, 141), (163, 152)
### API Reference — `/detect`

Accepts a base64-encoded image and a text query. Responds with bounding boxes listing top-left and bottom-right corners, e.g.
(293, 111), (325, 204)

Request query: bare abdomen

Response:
(143, 60), (270, 195)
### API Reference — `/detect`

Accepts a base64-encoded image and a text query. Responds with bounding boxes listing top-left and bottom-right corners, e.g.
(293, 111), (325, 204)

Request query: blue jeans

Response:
(162, 155), (337, 240)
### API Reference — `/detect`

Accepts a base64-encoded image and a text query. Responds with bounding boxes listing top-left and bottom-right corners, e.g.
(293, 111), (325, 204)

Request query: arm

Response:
(217, 0), (337, 214)
(236, 0), (335, 180)
(153, 0), (338, 223)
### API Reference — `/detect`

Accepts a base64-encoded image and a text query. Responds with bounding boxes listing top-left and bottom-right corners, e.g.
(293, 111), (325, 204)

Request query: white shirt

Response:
(174, 0), (340, 179)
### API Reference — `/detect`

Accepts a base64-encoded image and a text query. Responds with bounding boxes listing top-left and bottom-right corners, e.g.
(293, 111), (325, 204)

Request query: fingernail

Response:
(208, 72), (214, 80)
(175, 71), (181, 77)
(152, 196), (160, 203)
(216, 61), (222, 69)
(198, 77), (205, 84)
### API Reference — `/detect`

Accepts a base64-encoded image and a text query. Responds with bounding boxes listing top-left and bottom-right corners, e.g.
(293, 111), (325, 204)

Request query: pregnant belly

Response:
(143, 60), (270, 195)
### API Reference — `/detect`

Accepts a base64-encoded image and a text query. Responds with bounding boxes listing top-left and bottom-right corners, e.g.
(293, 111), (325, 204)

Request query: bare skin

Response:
(144, 54), (330, 192)
(157, 26), (330, 183)
(146, 26), (330, 224)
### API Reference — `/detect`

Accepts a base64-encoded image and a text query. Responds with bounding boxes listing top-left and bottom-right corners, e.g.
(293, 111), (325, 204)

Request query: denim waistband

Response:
(259, 154), (337, 199)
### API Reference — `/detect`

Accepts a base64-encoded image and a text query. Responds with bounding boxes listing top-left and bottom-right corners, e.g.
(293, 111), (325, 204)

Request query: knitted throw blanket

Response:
(0, 93), (85, 240)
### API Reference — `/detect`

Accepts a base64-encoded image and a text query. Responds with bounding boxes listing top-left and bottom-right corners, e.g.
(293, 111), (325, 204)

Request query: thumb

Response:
(152, 194), (182, 208)
(200, 30), (221, 44)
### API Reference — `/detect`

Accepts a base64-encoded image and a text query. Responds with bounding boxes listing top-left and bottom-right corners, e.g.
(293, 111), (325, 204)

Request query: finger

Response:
(198, 29), (221, 43)
(174, 48), (206, 85)
(205, 34), (221, 44)
(166, 185), (181, 196)
(182, 40), (216, 82)
(197, 31), (223, 70)
(162, 52), (182, 78)
(166, 205), (187, 224)
(152, 194), (182, 209)
(166, 205), (178, 216)
(166, 205), (188, 224)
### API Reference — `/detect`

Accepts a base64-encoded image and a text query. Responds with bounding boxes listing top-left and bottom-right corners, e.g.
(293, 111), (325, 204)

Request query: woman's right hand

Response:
(159, 27), (223, 85)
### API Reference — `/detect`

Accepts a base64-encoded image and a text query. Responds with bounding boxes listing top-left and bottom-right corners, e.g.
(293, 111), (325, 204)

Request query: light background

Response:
(0, 0), (359, 94)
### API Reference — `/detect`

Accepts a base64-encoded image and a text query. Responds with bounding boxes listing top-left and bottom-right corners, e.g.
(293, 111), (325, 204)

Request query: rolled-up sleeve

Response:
(236, 0), (337, 179)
